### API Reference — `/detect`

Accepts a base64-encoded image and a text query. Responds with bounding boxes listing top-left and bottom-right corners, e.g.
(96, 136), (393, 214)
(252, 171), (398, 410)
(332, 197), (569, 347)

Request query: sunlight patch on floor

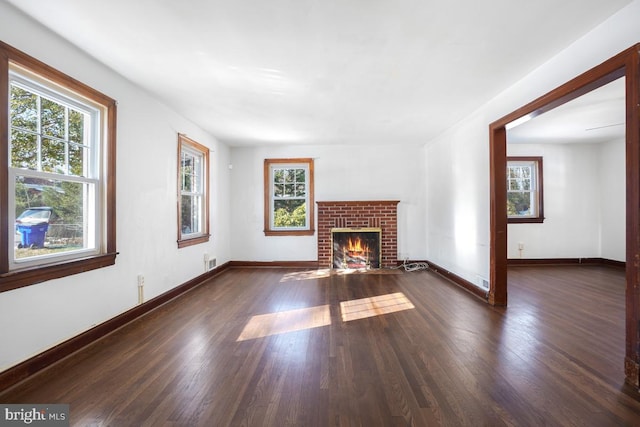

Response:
(340, 292), (415, 322)
(237, 305), (331, 341)
(237, 292), (415, 341)
(279, 268), (402, 282)
(280, 269), (332, 282)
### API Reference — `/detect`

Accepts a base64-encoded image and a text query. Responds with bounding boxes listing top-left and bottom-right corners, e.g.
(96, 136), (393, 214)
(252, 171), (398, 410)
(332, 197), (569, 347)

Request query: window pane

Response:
(182, 153), (193, 170)
(192, 158), (201, 193)
(11, 85), (91, 178)
(41, 97), (66, 139)
(192, 196), (202, 233)
(14, 176), (89, 260)
(68, 109), (85, 145)
(182, 164), (192, 192)
(285, 169), (295, 183)
(507, 192), (532, 216)
(182, 154), (197, 192)
(69, 143), (86, 177)
(284, 184), (295, 197)
(10, 85), (38, 131)
(295, 169), (305, 183)
(181, 194), (194, 233)
(10, 129), (38, 169)
(182, 172), (191, 192)
(181, 194), (201, 234)
(274, 199), (306, 227)
(274, 169), (284, 183)
(274, 183), (284, 197)
(41, 137), (66, 173)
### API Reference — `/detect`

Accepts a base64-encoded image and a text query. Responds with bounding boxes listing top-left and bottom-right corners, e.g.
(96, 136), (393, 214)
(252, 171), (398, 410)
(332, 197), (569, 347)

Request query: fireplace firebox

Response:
(331, 228), (381, 269)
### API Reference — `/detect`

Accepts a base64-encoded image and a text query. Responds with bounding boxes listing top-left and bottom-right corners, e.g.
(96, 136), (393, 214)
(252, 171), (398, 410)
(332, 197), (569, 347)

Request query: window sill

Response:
(0, 252), (118, 293)
(177, 234), (210, 248)
(508, 217), (545, 224)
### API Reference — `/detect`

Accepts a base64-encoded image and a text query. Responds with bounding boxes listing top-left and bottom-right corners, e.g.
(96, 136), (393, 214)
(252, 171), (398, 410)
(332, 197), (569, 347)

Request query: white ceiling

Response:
(4, 0), (633, 147)
(508, 77), (626, 144)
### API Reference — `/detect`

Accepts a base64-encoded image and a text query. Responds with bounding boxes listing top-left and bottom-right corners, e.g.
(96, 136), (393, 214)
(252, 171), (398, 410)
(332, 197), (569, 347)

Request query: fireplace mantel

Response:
(316, 200), (399, 268)
(316, 200), (400, 206)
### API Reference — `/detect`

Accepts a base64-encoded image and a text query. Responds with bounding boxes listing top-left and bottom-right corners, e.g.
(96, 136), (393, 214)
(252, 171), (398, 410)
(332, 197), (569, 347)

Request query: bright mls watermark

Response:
(0, 405), (69, 426)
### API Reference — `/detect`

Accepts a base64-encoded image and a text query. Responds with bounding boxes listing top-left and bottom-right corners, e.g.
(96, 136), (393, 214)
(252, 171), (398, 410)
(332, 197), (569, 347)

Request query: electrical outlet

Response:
(518, 242), (524, 250)
(137, 274), (144, 286)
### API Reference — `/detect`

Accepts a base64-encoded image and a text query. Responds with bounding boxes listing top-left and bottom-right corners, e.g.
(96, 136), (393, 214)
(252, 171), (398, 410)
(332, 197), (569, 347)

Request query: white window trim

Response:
(8, 68), (104, 270)
(270, 162), (310, 231)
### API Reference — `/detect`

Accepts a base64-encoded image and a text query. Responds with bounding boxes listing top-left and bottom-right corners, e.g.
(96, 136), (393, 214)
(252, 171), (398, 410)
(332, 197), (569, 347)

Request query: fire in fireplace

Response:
(331, 228), (381, 269)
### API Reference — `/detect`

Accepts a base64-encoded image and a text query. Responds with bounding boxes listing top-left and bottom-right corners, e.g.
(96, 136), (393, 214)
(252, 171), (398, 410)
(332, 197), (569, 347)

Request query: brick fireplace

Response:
(317, 200), (399, 268)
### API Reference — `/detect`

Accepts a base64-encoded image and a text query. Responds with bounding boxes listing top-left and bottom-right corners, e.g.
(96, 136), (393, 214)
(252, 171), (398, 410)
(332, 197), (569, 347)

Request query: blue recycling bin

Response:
(15, 207), (53, 249)
(17, 223), (49, 248)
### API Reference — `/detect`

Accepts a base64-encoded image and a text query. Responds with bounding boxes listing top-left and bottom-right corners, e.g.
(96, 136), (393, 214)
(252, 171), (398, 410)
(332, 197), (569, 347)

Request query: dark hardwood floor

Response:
(2, 265), (640, 426)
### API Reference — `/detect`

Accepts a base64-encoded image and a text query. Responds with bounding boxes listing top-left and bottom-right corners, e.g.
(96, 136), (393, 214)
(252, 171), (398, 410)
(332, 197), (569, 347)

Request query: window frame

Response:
(264, 158), (315, 236)
(177, 134), (210, 248)
(507, 156), (544, 223)
(8, 71), (102, 271)
(0, 41), (117, 293)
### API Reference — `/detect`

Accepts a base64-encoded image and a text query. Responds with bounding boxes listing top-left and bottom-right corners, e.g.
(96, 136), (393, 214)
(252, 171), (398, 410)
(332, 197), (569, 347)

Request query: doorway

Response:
(489, 44), (640, 388)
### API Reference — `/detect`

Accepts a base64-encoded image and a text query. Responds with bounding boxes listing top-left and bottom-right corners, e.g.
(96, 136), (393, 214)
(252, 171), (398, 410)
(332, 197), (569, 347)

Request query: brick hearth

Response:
(317, 200), (399, 268)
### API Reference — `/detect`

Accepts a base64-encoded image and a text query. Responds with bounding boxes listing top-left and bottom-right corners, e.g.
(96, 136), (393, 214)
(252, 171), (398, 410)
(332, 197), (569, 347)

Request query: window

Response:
(177, 134), (209, 248)
(264, 158), (314, 236)
(0, 42), (117, 292)
(507, 156), (544, 223)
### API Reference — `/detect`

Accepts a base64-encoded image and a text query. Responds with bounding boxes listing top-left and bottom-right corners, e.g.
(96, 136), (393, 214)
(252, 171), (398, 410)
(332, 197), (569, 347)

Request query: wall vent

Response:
(204, 254), (217, 272)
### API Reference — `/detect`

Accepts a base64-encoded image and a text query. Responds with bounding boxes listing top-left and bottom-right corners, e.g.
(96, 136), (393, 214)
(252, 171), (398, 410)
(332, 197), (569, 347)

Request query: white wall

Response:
(424, 0), (640, 287)
(230, 144), (426, 262)
(507, 143), (596, 259)
(599, 139), (626, 261)
(0, 3), (232, 371)
(506, 139), (624, 261)
(425, 111), (491, 287)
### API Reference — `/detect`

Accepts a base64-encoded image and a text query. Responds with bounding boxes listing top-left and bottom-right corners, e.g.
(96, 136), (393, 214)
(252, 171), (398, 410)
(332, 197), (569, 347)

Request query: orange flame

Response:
(346, 237), (368, 254)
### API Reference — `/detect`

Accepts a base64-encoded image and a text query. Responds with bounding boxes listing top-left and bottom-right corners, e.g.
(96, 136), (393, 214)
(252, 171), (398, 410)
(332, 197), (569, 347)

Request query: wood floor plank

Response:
(2, 265), (640, 426)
